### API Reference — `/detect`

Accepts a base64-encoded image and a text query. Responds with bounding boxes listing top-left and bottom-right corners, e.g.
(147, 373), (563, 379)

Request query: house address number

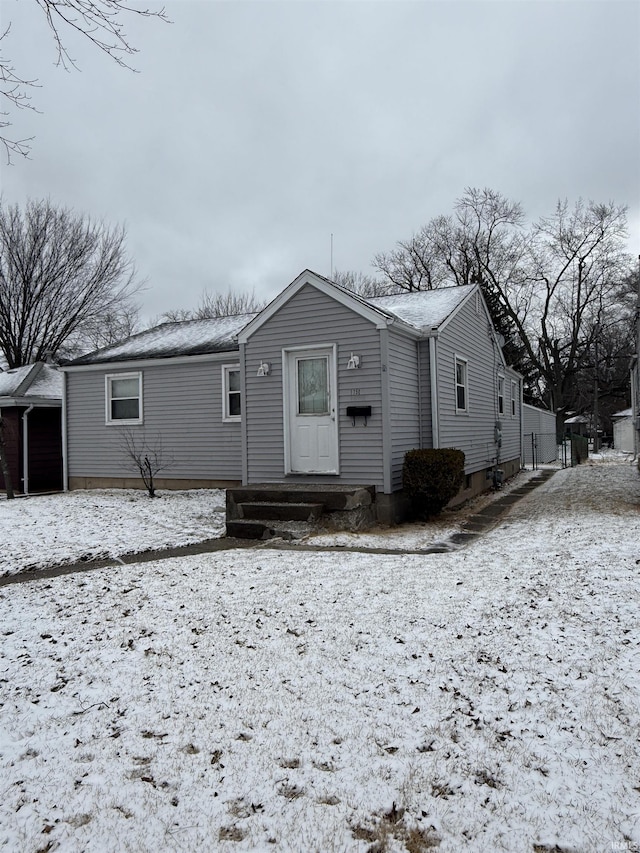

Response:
(350, 388), (361, 396)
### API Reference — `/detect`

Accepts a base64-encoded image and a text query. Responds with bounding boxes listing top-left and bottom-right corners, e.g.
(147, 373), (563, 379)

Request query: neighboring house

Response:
(611, 408), (635, 452)
(0, 363), (63, 494)
(522, 403), (557, 465)
(62, 270), (523, 522)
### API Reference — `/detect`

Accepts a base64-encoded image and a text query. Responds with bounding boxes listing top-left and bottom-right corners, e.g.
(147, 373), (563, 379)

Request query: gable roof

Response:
(64, 313), (258, 367)
(238, 268), (478, 343)
(0, 363), (63, 405)
(368, 285), (476, 335)
(611, 407), (633, 419)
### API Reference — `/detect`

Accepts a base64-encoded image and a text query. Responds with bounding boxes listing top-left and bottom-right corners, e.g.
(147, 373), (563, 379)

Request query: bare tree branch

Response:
(0, 199), (141, 367)
(0, 2), (169, 160)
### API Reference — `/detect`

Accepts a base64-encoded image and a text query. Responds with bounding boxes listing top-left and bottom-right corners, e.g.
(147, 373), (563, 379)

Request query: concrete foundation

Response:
(68, 476), (240, 491)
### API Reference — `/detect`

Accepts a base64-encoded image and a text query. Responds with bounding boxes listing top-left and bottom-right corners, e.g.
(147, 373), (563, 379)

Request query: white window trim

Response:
(105, 371), (143, 425)
(455, 356), (469, 414)
(511, 380), (518, 418)
(222, 364), (241, 422)
(497, 374), (505, 416)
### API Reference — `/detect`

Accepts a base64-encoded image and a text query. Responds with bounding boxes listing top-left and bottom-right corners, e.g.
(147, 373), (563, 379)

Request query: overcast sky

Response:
(1, 0), (639, 323)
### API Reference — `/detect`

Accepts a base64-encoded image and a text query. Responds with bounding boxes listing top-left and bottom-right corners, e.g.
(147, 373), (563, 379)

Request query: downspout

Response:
(380, 328), (392, 494)
(22, 404), (34, 495)
(239, 343), (248, 486)
(62, 370), (68, 491)
(429, 336), (439, 448)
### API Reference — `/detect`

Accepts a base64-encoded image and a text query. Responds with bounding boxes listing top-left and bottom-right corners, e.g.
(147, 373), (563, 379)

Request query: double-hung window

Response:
(222, 365), (241, 422)
(106, 372), (143, 424)
(497, 375), (505, 416)
(455, 357), (468, 413)
(511, 380), (517, 417)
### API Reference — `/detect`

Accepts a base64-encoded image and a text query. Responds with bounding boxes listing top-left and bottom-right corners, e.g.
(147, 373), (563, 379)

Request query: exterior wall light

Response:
(257, 361), (271, 376)
(347, 353), (360, 370)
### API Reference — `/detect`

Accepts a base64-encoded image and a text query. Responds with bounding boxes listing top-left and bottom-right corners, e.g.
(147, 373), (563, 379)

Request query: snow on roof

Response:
(0, 363), (62, 400)
(0, 365), (34, 396)
(611, 408), (633, 419)
(67, 313), (258, 366)
(367, 284), (476, 333)
(26, 365), (64, 399)
(565, 415), (589, 424)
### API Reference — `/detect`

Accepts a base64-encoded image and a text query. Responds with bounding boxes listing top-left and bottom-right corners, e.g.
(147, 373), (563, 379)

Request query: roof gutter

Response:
(22, 404), (34, 496)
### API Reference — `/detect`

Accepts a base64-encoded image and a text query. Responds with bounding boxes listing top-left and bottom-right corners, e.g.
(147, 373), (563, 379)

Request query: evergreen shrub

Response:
(403, 448), (465, 519)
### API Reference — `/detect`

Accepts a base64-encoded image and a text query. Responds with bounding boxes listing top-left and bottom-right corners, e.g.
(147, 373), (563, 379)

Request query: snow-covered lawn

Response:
(0, 468), (540, 578)
(1, 457), (639, 852)
(0, 489), (227, 577)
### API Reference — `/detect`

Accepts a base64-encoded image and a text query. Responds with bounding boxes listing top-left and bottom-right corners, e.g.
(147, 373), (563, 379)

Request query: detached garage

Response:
(0, 363), (63, 495)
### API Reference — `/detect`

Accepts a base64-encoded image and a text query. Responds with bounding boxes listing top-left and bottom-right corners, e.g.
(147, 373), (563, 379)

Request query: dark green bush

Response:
(403, 448), (465, 519)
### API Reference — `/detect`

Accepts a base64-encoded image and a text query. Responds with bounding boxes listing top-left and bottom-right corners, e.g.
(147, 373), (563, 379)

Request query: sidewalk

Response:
(0, 468), (557, 585)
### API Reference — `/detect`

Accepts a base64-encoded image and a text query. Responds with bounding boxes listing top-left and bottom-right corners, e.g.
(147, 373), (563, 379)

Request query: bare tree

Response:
(121, 428), (172, 497)
(0, 1), (169, 160)
(332, 269), (394, 297)
(370, 189), (634, 431)
(0, 199), (141, 368)
(159, 288), (265, 323)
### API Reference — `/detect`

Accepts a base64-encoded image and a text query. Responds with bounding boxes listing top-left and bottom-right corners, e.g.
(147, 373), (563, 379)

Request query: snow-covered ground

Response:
(1, 456), (639, 852)
(0, 489), (227, 577)
(0, 468), (540, 578)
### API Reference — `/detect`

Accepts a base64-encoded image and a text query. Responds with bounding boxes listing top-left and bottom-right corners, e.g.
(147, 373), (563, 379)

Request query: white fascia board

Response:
(238, 269), (395, 344)
(0, 396), (62, 407)
(60, 350), (239, 373)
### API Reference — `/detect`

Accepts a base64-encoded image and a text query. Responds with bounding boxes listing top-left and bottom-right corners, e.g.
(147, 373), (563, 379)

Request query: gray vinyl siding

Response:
(387, 330), (420, 491)
(243, 284), (385, 488)
(417, 340), (433, 448)
(436, 297), (521, 473)
(66, 357), (242, 480)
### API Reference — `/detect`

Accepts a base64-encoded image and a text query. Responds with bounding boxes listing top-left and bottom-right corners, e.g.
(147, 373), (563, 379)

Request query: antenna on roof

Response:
(330, 233), (334, 280)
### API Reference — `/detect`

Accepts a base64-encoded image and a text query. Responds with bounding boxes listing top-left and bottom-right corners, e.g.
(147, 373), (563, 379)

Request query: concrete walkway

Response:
(0, 468), (557, 586)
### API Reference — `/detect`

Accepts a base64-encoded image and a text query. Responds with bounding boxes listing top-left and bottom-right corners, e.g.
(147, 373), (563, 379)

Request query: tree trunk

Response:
(0, 416), (15, 499)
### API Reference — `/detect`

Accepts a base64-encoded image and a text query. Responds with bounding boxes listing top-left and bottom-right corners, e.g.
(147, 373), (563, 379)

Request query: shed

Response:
(611, 408), (634, 452)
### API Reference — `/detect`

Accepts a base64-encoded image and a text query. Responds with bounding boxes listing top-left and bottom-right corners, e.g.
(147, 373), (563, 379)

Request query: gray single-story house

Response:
(62, 269), (523, 523)
(0, 363), (64, 494)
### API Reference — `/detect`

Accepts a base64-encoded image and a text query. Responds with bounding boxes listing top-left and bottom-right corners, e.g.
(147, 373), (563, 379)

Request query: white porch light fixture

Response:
(347, 353), (360, 370)
(257, 361), (271, 376)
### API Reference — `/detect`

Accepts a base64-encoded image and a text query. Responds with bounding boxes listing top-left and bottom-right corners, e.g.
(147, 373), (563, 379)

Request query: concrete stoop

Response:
(226, 484), (376, 540)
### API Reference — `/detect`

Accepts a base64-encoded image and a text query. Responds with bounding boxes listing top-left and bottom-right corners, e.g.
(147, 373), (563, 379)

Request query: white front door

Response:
(285, 347), (339, 474)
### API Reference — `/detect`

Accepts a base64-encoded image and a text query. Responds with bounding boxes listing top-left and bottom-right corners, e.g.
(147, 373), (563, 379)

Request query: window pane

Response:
(227, 370), (240, 392)
(112, 398), (139, 420)
(229, 392), (241, 417)
(111, 377), (139, 398)
(456, 386), (466, 410)
(298, 358), (329, 415)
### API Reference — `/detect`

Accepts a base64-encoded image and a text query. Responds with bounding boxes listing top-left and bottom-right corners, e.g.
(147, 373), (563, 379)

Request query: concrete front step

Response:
(239, 501), (324, 522)
(226, 484), (377, 540)
(226, 519), (316, 541)
(227, 484), (375, 513)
